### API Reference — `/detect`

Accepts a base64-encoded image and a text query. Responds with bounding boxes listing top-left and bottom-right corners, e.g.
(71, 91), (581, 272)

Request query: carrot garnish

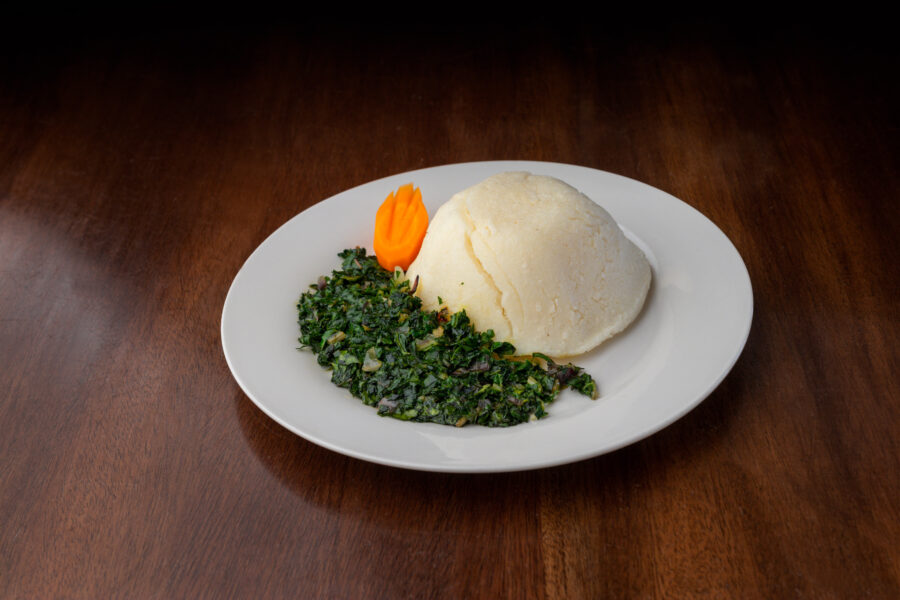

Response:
(373, 183), (428, 272)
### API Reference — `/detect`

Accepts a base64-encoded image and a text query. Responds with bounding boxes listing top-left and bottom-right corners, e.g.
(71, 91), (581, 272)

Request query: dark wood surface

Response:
(2, 17), (897, 599)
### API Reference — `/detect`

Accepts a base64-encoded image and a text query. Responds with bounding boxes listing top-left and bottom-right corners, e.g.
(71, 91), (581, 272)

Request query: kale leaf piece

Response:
(297, 248), (597, 427)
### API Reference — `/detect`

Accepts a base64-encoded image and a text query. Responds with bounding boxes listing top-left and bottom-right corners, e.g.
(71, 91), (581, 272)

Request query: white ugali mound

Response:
(406, 171), (651, 357)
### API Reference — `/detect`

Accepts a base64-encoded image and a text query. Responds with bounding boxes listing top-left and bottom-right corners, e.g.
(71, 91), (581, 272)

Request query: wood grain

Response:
(1, 17), (897, 599)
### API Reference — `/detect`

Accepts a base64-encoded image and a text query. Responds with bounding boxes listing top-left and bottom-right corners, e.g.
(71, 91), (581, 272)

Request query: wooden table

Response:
(2, 18), (897, 598)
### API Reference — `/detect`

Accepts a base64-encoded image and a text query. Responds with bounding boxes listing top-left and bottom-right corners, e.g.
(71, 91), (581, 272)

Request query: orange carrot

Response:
(373, 183), (428, 272)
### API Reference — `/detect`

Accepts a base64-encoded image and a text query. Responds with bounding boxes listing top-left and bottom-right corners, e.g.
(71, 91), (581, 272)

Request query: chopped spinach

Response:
(296, 248), (597, 427)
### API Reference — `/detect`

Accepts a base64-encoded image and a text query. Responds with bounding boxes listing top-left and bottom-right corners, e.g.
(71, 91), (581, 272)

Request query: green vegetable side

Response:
(297, 248), (598, 427)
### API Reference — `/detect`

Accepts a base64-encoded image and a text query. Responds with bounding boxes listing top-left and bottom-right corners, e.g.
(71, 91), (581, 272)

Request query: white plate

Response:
(221, 161), (753, 473)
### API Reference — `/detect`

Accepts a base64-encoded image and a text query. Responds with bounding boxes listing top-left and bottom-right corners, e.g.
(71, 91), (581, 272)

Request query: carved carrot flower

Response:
(373, 183), (428, 272)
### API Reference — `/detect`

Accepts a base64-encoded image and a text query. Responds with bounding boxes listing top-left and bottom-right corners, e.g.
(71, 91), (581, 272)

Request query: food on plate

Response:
(295, 171), (648, 427)
(373, 183), (429, 272)
(405, 171), (651, 357)
(296, 248), (597, 427)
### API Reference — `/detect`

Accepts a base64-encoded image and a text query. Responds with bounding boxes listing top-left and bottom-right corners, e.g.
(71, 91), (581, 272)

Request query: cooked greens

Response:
(296, 248), (597, 427)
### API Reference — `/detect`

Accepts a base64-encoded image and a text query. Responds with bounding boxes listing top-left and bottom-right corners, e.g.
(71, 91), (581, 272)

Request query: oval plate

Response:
(221, 161), (753, 472)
